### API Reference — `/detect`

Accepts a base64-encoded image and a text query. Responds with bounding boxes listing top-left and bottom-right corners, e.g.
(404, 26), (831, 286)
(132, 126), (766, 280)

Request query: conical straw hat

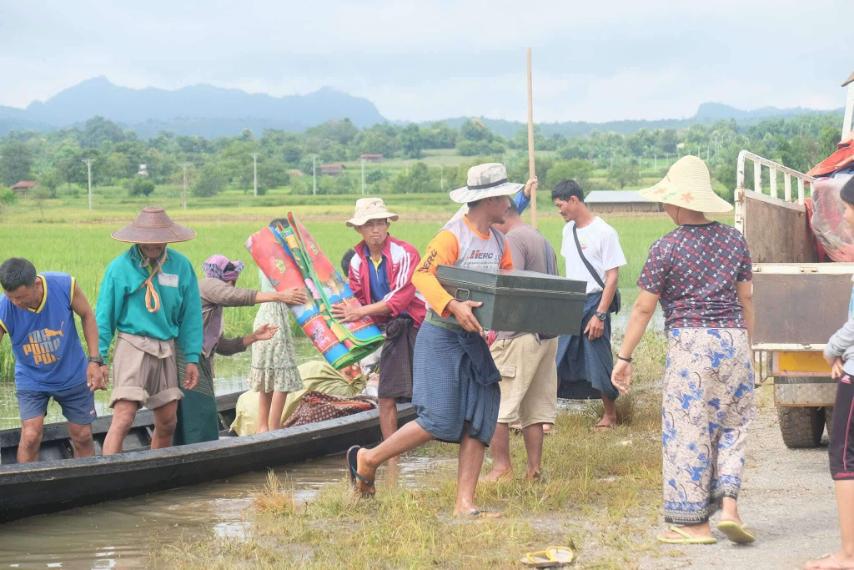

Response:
(638, 155), (732, 213)
(112, 207), (196, 244)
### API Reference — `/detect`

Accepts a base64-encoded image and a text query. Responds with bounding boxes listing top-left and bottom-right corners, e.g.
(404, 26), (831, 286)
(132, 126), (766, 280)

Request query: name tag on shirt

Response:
(157, 273), (179, 288)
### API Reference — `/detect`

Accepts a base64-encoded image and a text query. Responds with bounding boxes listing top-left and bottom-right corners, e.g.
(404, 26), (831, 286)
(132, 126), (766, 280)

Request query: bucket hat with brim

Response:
(449, 163), (523, 204)
(112, 207), (196, 244)
(638, 155), (733, 213)
(346, 198), (399, 227)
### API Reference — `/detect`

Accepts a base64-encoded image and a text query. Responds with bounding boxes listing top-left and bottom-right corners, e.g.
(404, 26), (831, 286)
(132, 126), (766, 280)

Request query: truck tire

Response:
(777, 406), (825, 449)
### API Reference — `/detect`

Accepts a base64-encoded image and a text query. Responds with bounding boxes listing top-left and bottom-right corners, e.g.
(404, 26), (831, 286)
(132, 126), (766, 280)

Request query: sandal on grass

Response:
(716, 520), (756, 544)
(520, 545), (576, 568)
(656, 525), (717, 545)
(345, 445), (375, 497)
(455, 508), (502, 519)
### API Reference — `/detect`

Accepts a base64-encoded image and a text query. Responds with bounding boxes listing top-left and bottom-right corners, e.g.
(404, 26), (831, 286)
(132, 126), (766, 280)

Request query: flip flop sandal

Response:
(345, 445), (375, 497)
(456, 509), (502, 519)
(520, 545), (576, 568)
(656, 525), (717, 545)
(716, 520), (756, 544)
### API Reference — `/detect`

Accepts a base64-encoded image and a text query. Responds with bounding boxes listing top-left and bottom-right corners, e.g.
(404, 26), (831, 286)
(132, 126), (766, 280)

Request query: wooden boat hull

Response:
(0, 395), (415, 523)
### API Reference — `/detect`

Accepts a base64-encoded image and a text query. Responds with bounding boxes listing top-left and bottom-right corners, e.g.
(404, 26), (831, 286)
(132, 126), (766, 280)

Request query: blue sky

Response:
(0, 0), (852, 122)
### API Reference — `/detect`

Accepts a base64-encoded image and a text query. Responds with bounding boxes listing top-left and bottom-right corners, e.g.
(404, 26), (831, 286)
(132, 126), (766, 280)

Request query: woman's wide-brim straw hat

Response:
(346, 197), (399, 227)
(449, 163), (523, 204)
(638, 155), (733, 213)
(111, 207), (196, 244)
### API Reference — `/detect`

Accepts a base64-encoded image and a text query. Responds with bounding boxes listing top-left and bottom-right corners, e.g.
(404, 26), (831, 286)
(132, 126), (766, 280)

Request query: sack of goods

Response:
(246, 212), (385, 368)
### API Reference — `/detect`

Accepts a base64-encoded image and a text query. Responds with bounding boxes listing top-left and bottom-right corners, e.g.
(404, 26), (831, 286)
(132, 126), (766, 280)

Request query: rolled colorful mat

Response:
(246, 215), (384, 369)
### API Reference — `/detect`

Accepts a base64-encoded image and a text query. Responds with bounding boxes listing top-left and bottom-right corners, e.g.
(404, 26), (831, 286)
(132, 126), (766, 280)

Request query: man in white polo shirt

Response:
(552, 179), (626, 430)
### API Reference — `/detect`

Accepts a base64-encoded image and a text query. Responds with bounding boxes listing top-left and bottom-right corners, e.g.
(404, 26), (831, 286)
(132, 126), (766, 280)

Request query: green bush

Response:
(0, 186), (16, 205)
(192, 166), (227, 197)
(127, 177), (156, 197)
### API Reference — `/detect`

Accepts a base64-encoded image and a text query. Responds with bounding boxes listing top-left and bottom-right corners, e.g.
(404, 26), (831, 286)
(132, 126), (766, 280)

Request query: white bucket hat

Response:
(346, 197), (399, 227)
(449, 163), (523, 204)
(638, 155), (733, 213)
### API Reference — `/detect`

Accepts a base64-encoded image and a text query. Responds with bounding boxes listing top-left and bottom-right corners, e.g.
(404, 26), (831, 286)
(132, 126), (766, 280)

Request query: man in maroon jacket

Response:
(333, 198), (426, 440)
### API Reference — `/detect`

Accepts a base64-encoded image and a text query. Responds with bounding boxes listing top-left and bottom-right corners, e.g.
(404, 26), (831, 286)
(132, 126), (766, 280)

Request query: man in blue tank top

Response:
(0, 258), (104, 463)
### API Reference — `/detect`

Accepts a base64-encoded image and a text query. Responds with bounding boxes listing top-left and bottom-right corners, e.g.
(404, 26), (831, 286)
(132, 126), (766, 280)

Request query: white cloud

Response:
(0, 0), (851, 121)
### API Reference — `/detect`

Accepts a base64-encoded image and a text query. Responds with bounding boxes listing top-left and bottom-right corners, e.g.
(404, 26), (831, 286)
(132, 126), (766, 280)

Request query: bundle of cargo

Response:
(435, 266), (587, 335)
(806, 90), (854, 262)
(246, 212), (385, 368)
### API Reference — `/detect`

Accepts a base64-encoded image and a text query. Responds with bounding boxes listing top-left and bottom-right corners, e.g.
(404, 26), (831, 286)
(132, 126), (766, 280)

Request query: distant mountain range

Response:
(0, 77), (842, 139)
(0, 77), (386, 137)
(437, 102), (841, 139)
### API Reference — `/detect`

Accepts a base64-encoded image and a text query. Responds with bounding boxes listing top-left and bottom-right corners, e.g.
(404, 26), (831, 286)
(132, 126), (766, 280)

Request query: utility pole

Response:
(181, 163), (189, 209)
(360, 158), (366, 195)
(82, 158), (94, 210)
(312, 155), (317, 196)
(251, 152), (258, 197)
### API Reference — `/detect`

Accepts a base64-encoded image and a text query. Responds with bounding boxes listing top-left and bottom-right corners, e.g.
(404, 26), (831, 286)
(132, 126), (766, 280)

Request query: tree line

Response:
(0, 112), (843, 205)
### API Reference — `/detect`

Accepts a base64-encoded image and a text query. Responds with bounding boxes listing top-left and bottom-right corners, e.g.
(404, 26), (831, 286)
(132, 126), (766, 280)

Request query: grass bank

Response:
(153, 333), (667, 569)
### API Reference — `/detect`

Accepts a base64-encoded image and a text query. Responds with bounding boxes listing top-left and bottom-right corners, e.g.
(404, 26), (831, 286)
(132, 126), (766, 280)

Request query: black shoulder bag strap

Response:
(572, 224), (620, 313)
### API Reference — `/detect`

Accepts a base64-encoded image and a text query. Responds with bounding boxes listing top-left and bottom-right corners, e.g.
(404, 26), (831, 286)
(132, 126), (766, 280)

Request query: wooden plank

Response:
(743, 193), (816, 263)
(753, 272), (851, 346)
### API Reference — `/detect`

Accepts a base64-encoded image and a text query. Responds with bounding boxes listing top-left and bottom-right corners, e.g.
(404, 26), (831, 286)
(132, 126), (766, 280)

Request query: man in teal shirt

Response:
(96, 207), (203, 455)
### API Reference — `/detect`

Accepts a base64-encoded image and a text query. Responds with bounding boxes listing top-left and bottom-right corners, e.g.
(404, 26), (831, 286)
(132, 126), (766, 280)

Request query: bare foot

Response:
(355, 448), (377, 496)
(593, 418), (616, 431)
(482, 468), (513, 482)
(804, 553), (854, 570)
(525, 469), (543, 482)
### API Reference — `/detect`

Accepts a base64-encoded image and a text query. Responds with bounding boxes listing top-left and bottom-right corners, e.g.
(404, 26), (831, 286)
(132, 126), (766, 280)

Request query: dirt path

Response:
(643, 387), (838, 570)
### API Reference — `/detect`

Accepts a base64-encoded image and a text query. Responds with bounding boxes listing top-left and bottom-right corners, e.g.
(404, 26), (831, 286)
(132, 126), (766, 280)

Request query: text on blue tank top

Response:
(1, 273), (87, 390)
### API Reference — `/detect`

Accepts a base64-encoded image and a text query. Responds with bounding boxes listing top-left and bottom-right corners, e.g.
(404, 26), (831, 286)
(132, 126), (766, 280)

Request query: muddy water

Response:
(0, 454), (454, 569)
(0, 349), (458, 569)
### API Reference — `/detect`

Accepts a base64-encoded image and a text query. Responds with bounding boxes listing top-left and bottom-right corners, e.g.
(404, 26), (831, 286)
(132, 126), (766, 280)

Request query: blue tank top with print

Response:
(0, 273), (87, 391)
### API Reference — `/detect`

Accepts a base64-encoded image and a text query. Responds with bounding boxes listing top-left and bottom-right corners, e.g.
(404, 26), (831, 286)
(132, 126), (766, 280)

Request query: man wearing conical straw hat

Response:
(613, 156), (757, 545)
(95, 207), (203, 455)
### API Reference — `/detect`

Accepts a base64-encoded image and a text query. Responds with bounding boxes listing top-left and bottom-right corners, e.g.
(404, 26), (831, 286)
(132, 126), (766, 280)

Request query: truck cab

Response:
(735, 74), (854, 447)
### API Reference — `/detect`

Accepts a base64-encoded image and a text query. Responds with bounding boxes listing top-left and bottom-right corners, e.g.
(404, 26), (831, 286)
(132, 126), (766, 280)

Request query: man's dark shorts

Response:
(17, 382), (97, 425)
(378, 316), (418, 400)
(830, 374), (854, 480)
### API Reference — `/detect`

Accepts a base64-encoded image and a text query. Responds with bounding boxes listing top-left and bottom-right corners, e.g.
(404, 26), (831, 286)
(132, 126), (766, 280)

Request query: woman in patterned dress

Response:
(249, 220), (307, 432)
(612, 156), (757, 545)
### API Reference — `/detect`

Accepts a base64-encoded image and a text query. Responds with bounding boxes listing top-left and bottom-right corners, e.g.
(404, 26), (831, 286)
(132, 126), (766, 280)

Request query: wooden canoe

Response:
(0, 392), (415, 522)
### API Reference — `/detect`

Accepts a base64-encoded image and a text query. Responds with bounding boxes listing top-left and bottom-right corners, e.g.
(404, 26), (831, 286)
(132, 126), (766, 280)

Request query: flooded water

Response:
(0, 347), (460, 569)
(0, 453), (454, 569)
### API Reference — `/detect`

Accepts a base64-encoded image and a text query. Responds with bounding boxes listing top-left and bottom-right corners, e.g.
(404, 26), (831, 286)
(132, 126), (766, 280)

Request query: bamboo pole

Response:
(526, 48), (537, 228)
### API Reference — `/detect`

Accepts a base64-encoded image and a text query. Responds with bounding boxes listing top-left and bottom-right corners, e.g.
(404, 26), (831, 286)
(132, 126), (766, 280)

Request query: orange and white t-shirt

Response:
(412, 216), (513, 317)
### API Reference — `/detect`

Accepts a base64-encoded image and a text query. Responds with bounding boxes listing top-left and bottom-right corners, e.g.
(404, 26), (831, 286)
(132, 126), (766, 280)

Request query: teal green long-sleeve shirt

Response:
(96, 246), (203, 364)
